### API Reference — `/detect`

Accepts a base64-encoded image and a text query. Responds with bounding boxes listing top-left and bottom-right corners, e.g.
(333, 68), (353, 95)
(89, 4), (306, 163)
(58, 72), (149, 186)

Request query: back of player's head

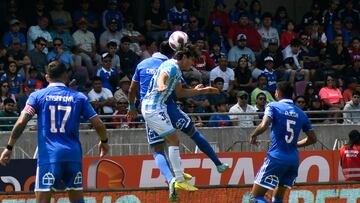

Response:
(348, 130), (360, 147)
(46, 61), (67, 81)
(276, 81), (293, 99)
(159, 40), (175, 58)
(174, 43), (199, 60)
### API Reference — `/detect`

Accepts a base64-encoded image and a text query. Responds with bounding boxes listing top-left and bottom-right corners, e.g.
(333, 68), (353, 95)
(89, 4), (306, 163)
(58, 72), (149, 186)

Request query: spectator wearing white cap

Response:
(96, 52), (118, 92)
(262, 56), (277, 95)
(210, 55), (235, 92)
(228, 33), (256, 69)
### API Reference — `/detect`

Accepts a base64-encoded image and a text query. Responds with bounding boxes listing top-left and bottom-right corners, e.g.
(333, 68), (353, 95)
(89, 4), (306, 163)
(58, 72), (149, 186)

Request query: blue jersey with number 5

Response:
(24, 83), (97, 165)
(264, 99), (312, 162)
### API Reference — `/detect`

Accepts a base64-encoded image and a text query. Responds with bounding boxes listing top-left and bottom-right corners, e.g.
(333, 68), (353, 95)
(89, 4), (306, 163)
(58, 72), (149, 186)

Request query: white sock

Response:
(168, 146), (184, 182)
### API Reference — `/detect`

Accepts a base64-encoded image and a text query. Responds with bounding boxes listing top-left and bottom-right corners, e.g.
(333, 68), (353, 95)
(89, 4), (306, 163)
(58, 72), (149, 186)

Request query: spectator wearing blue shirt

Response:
(72, 0), (99, 32)
(3, 19), (26, 50)
(50, 19), (75, 51)
(102, 0), (123, 31)
(0, 61), (23, 98)
(47, 38), (74, 70)
(229, 0), (250, 23)
(208, 103), (231, 127)
(262, 56), (277, 95)
(167, 0), (190, 29)
(187, 15), (205, 43)
(96, 52), (118, 92)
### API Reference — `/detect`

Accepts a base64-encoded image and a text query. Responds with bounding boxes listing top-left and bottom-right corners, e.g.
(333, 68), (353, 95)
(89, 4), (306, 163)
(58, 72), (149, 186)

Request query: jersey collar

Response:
(48, 82), (66, 87)
(279, 99), (293, 103)
(152, 52), (168, 60)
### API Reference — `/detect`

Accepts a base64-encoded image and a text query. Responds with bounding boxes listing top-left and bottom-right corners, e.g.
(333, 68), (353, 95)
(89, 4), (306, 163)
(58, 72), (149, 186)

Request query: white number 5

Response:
(49, 105), (72, 133)
(285, 119), (296, 143)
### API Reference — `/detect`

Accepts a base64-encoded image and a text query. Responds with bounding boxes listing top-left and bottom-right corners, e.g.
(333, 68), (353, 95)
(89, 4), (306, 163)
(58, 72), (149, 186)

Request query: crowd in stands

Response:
(1, 0), (360, 130)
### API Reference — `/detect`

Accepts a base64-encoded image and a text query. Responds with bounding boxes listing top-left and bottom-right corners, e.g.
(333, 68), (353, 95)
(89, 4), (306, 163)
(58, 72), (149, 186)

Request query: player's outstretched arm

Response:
(0, 112), (33, 166)
(297, 130), (317, 148)
(250, 116), (271, 146)
(127, 80), (139, 120)
(175, 83), (219, 98)
(90, 115), (109, 158)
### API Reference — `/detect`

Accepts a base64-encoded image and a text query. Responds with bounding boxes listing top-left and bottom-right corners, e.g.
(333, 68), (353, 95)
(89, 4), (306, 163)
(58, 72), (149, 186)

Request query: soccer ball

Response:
(168, 31), (189, 51)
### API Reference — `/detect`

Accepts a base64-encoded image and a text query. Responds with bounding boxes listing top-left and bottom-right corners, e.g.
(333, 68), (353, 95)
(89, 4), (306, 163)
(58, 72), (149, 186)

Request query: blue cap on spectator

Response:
(54, 19), (65, 25)
(27, 79), (36, 88)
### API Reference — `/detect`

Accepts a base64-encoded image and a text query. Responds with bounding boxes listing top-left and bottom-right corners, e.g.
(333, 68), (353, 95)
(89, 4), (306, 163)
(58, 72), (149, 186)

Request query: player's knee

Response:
(250, 196), (269, 203)
(165, 132), (179, 145)
(152, 143), (165, 152)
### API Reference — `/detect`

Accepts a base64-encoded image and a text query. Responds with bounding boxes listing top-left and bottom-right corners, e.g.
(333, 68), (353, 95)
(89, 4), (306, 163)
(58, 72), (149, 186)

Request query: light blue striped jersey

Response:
(142, 59), (182, 112)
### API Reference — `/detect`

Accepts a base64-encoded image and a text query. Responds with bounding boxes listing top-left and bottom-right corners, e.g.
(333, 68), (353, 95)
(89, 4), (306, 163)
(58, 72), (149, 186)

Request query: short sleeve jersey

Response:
(264, 99), (312, 162)
(23, 83), (97, 164)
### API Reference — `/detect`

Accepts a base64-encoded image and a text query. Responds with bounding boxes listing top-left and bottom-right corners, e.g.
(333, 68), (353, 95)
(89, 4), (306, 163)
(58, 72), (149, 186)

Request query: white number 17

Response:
(285, 119), (296, 143)
(49, 105), (72, 133)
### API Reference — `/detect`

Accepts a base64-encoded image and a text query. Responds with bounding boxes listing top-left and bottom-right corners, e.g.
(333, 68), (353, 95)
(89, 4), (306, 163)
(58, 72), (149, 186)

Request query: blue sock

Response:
(250, 196), (268, 203)
(272, 197), (283, 203)
(191, 131), (222, 166)
(73, 199), (85, 203)
(153, 151), (174, 183)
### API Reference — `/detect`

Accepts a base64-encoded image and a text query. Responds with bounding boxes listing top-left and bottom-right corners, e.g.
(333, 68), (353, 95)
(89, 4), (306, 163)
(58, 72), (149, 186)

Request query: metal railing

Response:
(0, 110), (359, 130)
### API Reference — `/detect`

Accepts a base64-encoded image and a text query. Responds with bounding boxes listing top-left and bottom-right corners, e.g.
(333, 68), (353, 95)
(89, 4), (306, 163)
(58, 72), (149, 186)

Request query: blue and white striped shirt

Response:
(142, 59), (182, 112)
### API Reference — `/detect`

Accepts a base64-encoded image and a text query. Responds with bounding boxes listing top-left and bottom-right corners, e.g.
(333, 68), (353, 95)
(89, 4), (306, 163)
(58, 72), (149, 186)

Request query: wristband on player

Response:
(6, 145), (13, 151)
(128, 105), (136, 110)
(100, 138), (108, 143)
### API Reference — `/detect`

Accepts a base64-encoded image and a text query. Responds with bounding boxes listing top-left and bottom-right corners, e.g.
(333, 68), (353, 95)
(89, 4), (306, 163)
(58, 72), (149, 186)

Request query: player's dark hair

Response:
(159, 40), (175, 58)
(347, 130), (360, 148)
(46, 61), (67, 80)
(276, 81), (293, 99)
(174, 43), (200, 60)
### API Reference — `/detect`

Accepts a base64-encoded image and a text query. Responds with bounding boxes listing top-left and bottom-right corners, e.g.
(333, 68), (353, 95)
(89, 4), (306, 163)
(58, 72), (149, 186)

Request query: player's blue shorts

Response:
(35, 162), (83, 192)
(254, 156), (298, 190)
(146, 103), (192, 146)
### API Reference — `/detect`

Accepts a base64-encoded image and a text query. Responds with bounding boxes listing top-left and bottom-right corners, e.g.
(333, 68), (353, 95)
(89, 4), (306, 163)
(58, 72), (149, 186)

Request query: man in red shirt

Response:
(340, 130), (360, 181)
(227, 13), (261, 52)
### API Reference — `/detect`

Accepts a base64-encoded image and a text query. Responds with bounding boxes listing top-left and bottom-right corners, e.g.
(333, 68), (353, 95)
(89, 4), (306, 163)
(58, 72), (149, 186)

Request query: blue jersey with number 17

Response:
(24, 83), (97, 165)
(265, 99), (312, 163)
